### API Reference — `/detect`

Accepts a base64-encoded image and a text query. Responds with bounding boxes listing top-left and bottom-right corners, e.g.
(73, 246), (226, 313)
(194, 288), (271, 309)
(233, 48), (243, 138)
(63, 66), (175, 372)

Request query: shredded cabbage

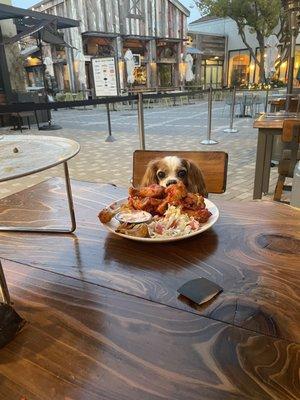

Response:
(148, 206), (200, 238)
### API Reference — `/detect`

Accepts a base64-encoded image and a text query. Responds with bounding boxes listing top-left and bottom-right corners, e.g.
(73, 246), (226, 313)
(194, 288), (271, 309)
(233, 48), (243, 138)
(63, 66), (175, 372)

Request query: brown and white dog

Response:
(141, 156), (207, 197)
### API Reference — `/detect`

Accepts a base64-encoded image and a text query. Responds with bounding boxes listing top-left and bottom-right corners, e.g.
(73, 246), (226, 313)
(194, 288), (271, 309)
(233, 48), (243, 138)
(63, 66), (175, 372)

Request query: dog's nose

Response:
(166, 179), (178, 187)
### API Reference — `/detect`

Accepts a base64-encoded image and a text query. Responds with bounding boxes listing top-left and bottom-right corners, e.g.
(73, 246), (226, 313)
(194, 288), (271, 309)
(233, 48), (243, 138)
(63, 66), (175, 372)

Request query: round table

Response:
(0, 135), (80, 233)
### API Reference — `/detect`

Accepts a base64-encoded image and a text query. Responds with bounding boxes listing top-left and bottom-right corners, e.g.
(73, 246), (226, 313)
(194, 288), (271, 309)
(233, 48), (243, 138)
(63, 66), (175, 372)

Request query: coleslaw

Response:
(148, 206), (201, 238)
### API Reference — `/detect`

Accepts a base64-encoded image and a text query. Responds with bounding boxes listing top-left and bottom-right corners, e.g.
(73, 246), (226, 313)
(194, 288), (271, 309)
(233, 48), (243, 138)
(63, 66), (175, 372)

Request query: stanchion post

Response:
(137, 93), (146, 150)
(105, 103), (116, 142)
(224, 86), (238, 133)
(201, 85), (218, 145)
(265, 88), (269, 113)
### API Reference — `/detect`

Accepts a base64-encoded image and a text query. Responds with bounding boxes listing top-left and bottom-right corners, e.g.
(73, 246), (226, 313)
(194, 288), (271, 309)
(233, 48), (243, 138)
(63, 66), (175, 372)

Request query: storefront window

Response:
(228, 50), (250, 87)
(123, 39), (149, 87)
(158, 64), (173, 87)
(201, 59), (223, 88)
(26, 66), (44, 88)
(134, 65), (147, 85)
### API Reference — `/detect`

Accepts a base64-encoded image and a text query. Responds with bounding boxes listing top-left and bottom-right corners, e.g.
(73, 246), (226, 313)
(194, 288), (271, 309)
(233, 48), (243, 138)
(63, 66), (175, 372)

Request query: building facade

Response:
(189, 16), (300, 88)
(187, 28), (226, 88)
(31, 0), (190, 94)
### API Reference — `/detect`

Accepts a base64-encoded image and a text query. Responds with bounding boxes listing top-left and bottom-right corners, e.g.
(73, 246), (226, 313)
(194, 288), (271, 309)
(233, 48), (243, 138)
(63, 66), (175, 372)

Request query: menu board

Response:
(92, 57), (119, 97)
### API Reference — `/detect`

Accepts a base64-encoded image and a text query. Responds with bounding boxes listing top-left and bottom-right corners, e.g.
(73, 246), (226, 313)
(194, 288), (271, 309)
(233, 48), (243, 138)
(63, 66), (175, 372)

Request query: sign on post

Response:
(92, 57), (119, 97)
(91, 57), (118, 143)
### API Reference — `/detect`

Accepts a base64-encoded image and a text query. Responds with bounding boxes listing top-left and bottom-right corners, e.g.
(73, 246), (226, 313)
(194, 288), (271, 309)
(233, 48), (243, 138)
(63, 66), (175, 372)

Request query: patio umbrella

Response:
(186, 47), (204, 55)
(265, 35), (279, 79)
(75, 51), (86, 90)
(124, 49), (135, 84)
(0, 260), (25, 348)
(185, 53), (195, 82)
(44, 56), (54, 76)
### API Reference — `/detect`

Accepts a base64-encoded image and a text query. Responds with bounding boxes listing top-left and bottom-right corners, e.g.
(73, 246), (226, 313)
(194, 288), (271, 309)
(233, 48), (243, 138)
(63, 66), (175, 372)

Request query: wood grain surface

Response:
(253, 114), (300, 129)
(1, 259), (299, 400)
(0, 178), (299, 345)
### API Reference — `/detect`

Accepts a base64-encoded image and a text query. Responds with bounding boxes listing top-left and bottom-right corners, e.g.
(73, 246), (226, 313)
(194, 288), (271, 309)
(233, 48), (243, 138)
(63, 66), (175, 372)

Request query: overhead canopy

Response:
(186, 47), (204, 55)
(0, 3), (79, 30)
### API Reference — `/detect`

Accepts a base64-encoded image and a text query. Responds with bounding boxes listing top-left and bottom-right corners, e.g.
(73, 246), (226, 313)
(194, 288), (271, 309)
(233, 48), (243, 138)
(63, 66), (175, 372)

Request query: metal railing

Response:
(0, 87), (287, 149)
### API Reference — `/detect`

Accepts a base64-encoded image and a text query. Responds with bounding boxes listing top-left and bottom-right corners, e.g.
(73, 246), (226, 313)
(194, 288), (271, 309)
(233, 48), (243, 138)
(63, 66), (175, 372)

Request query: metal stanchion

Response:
(224, 87), (238, 133)
(137, 93), (146, 150)
(105, 103), (116, 142)
(201, 85), (218, 145)
(264, 88), (269, 113)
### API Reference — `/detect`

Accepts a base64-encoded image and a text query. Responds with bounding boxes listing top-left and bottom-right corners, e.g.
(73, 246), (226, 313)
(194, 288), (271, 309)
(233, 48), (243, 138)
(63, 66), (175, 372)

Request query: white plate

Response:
(101, 198), (219, 243)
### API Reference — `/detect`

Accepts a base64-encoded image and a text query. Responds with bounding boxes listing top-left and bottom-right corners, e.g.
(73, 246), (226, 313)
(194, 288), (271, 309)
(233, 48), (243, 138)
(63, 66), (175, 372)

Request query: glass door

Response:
(158, 64), (173, 87)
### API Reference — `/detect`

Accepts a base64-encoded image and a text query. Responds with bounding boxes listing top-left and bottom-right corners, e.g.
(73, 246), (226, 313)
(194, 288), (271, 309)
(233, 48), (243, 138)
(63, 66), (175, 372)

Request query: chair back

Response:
(282, 120), (300, 142)
(133, 150), (228, 194)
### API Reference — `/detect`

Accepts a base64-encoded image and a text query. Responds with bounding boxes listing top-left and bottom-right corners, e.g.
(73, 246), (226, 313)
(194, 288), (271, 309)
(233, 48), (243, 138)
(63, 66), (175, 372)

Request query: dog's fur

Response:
(141, 156), (207, 196)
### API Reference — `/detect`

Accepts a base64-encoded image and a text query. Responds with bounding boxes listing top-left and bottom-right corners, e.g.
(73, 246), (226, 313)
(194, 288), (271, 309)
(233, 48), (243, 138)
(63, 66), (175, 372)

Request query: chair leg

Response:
(273, 174), (286, 202)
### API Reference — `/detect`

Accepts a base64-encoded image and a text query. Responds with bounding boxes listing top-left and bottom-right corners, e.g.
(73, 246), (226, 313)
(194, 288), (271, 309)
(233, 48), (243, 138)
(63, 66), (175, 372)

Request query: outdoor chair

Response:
(55, 93), (66, 102)
(274, 120), (300, 202)
(132, 150), (228, 194)
(252, 94), (264, 115)
(242, 93), (254, 117)
(222, 94), (235, 116)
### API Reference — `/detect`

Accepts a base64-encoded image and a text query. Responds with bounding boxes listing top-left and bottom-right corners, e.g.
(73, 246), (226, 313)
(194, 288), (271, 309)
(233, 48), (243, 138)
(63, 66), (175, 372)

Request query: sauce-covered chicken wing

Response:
(129, 184), (165, 198)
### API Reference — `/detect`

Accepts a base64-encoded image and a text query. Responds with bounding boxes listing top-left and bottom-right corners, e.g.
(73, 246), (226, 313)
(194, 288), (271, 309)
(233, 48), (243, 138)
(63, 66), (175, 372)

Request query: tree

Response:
(195, 0), (289, 83)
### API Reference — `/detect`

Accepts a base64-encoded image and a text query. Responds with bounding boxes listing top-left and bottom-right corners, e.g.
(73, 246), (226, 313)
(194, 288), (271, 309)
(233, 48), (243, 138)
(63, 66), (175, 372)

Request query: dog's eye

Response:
(157, 171), (165, 180)
(177, 170), (186, 178)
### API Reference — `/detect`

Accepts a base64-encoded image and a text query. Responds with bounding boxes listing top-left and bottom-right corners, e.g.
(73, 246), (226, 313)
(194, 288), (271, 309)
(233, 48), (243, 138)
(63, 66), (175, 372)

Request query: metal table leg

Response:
(0, 162), (76, 233)
(253, 129), (267, 199)
(262, 133), (274, 194)
(0, 260), (10, 305)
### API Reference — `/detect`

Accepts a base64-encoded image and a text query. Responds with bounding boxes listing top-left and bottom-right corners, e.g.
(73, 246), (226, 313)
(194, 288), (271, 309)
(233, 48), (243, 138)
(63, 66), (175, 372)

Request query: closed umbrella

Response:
(75, 51), (86, 89)
(43, 56), (54, 76)
(265, 35), (279, 79)
(185, 53), (195, 82)
(124, 49), (135, 84)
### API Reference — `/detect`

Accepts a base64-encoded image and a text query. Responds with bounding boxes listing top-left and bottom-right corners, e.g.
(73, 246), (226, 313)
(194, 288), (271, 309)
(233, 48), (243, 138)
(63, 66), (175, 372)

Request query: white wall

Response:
(189, 17), (258, 51)
(189, 16), (300, 51)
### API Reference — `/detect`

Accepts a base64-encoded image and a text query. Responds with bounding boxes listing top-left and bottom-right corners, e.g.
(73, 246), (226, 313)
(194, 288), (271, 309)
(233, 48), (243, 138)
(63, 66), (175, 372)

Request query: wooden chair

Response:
(273, 120), (300, 202)
(132, 150), (228, 194)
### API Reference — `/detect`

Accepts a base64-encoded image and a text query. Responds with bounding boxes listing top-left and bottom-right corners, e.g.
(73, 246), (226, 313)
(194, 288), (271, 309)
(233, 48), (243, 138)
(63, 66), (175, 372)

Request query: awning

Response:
(82, 31), (118, 39)
(186, 47), (204, 55)
(3, 18), (74, 48)
(0, 3), (79, 29)
(20, 45), (39, 57)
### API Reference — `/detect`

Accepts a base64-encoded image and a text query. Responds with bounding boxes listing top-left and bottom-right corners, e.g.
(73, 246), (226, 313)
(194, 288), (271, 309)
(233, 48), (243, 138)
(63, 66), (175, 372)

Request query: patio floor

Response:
(0, 99), (283, 201)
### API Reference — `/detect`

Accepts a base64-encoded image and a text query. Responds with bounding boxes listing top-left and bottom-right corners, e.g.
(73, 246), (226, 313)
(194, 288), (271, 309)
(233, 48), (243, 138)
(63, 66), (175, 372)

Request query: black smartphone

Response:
(177, 278), (223, 305)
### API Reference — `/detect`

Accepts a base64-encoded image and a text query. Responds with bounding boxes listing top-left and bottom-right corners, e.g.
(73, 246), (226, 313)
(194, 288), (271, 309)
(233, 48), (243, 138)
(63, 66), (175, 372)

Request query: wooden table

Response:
(0, 178), (299, 399)
(253, 114), (300, 199)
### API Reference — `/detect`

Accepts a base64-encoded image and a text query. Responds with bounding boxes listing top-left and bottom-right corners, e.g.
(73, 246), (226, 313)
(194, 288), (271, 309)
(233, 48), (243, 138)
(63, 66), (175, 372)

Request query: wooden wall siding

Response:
(34, 0), (188, 39)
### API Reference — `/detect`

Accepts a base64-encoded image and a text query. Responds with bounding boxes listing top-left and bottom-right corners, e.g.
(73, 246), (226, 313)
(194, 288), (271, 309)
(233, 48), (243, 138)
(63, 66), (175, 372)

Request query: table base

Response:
(0, 162), (76, 233)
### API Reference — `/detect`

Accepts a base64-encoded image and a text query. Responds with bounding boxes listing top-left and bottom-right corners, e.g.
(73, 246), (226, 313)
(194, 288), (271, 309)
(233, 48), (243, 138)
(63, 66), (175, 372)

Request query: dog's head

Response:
(141, 156), (208, 196)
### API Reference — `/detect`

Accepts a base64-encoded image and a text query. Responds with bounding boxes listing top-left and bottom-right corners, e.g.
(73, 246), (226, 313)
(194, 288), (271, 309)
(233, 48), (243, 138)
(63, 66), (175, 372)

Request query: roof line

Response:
(0, 3), (79, 28)
(189, 16), (226, 25)
(169, 0), (190, 16)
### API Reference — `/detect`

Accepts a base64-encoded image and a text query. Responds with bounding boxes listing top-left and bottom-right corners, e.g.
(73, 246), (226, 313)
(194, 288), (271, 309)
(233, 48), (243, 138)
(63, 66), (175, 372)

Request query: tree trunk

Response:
(256, 32), (266, 84)
(259, 47), (266, 83)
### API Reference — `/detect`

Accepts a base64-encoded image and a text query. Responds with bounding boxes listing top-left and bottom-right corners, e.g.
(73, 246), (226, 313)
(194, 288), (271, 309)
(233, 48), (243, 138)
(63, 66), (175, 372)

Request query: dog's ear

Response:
(141, 159), (159, 187)
(183, 159), (208, 197)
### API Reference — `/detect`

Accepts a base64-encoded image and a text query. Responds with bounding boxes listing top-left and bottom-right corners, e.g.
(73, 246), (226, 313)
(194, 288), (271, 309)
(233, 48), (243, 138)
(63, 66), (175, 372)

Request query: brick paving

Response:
(0, 98), (283, 202)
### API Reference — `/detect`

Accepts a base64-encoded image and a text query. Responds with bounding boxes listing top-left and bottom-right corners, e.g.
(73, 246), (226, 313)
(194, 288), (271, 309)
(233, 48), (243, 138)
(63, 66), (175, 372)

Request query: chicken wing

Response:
(129, 184), (165, 199)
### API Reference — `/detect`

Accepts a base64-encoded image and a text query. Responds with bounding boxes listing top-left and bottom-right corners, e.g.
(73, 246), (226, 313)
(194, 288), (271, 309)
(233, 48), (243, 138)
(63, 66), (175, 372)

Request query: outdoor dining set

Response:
(0, 109), (299, 398)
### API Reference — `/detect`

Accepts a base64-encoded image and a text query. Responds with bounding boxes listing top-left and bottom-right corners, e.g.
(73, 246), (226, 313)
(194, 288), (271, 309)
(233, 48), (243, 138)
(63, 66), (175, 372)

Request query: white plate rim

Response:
(101, 197), (219, 243)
